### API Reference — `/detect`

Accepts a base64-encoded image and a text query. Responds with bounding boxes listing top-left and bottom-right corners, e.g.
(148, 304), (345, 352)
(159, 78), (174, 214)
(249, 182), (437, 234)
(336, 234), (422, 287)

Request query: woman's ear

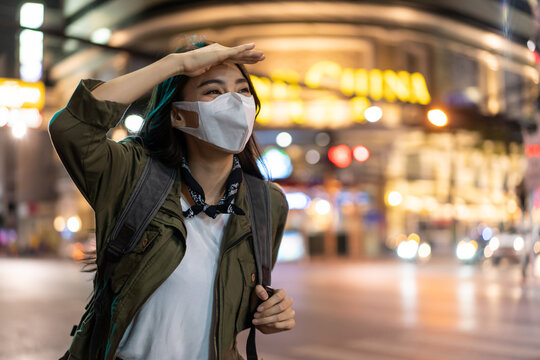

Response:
(170, 107), (187, 127)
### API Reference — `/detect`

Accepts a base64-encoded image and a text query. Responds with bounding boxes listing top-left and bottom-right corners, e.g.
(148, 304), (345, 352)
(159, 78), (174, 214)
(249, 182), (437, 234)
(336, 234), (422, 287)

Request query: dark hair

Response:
(137, 41), (265, 179)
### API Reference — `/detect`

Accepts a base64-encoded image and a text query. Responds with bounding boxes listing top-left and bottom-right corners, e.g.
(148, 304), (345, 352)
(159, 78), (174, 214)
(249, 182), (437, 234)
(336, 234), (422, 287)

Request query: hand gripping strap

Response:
(244, 173), (272, 360)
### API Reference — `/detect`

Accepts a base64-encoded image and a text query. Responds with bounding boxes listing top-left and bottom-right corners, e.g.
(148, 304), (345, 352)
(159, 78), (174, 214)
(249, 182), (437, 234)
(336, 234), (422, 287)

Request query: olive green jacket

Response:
(49, 79), (288, 360)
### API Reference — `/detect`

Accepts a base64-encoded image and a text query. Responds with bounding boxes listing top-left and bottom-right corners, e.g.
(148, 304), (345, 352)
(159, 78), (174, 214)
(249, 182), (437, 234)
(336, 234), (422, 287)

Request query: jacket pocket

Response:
(109, 212), (185, 295)
(109, 225), (162, 294)
(235, 258), (258, 333)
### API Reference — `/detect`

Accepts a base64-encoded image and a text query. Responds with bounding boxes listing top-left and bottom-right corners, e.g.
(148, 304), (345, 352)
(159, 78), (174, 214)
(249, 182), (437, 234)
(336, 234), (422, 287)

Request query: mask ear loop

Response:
(238, 97), (256, 153)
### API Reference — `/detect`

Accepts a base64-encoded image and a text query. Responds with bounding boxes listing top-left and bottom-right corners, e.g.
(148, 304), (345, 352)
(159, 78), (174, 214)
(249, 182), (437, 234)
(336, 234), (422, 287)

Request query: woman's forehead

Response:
(195, 62), (244, 83)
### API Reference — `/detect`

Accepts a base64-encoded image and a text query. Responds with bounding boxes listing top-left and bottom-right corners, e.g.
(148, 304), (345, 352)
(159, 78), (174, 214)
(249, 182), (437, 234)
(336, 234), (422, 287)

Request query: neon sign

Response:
(251, 61), (431, 127)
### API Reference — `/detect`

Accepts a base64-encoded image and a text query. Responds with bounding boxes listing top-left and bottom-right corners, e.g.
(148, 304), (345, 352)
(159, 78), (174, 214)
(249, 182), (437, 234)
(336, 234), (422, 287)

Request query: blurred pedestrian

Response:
(49, 40), (294, 360)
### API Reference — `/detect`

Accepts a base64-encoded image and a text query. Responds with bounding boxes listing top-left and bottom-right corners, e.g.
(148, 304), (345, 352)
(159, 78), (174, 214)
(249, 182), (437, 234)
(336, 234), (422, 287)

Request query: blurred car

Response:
(484, 233), (525, 265)
(456, 239), (483, 263)
(395, 236), (432, 262)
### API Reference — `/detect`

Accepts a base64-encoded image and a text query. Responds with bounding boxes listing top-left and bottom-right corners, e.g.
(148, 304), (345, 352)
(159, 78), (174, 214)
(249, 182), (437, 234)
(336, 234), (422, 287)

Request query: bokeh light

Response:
(305, 149), (321, 164)
(328, 145), (352, 168)
(276, 132), (293, 147)
(314, 132), (331, 147)
(124, 114), (144, 133)
(427, 109), (448, 127)
(259, 148), (293, 179)
(91, 28), (112, 44)
(314, 199), (331, 215)
(364, 106), (383, 122)
(352, 145), (370, 162)
(66, 216), (81, 233)
(285, 192), (311, 210)
(387, 191), (403, 207)
(53, 216), (65, 232)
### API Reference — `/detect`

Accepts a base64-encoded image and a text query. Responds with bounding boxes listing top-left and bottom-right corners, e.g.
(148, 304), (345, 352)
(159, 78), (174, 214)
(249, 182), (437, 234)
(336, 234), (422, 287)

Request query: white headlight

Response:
(513, 236), (524, 252)
(489, 237), (500, 251)
(397, 240), (418, 260)
(457, 241), (476, 260)
(418, 243), (431, 258)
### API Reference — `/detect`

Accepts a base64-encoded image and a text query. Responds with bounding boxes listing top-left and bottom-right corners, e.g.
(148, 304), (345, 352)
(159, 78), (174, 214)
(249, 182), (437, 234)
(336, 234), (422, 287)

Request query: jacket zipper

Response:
(212, 231), (251, 359)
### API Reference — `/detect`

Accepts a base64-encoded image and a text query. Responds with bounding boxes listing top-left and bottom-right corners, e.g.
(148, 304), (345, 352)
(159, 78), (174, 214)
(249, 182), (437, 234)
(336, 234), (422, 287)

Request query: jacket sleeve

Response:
(48, 79), (140, 213)
(269, 183), (289, 269)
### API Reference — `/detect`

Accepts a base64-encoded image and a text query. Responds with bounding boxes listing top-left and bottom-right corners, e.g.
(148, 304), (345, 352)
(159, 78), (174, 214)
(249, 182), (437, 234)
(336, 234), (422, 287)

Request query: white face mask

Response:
(171, 92), (256, 154)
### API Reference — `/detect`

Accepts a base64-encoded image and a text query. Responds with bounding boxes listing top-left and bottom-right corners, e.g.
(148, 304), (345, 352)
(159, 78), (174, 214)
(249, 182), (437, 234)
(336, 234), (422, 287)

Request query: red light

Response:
(526, 144), (540, 158)
(353, 145), (370, 162)
(328, 145), (352, 168)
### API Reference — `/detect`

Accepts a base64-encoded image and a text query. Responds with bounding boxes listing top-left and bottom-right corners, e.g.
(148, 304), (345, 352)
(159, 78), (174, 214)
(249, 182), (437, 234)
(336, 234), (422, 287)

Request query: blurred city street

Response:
(2, 0), (540, 359)
(2, 257), (540, 360)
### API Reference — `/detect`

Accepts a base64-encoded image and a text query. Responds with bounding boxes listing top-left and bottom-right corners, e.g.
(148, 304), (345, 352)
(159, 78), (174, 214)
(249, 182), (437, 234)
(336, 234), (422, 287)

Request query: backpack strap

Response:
(89, 157), (176, 359)
(243, 173), (273, 360)
(103, 157), (176, 275)
(243, 173), (273, 286)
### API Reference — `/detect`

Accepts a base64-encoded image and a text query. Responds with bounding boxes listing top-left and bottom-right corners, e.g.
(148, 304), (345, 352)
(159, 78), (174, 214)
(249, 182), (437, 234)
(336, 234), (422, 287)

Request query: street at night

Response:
(2, 1), (540, 359)
(2, 257), (540, 360)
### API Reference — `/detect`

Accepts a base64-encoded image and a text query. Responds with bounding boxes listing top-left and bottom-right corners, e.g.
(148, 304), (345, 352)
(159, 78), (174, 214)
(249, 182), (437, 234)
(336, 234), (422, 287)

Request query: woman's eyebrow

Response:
(197, 78), (247, 88)
(197, 79), (225, 88)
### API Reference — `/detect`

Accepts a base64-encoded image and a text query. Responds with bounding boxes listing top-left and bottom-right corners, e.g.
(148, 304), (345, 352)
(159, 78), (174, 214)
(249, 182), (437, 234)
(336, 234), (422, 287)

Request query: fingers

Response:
(227, 43), (265, 64)
(226, 43), (255, 56)
(252, 288), (295, 327)
(229, 51), (265, 64)
(257, 288), (287, 312)
(252, 307), (295, 326)
(255, 284), (269, 301)
(235, 42), (256, 51)
(254, 296), (293, 319)
(269, 319), (296, 330)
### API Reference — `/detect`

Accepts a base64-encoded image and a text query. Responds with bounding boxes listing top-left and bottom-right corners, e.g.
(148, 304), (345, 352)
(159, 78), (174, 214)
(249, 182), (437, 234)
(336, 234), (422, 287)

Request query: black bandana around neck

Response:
(180, 156), (245, 219)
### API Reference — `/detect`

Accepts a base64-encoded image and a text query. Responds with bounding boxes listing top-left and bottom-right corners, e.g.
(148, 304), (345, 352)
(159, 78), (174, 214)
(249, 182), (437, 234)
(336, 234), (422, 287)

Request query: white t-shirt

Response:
(116, 196), (230, 360)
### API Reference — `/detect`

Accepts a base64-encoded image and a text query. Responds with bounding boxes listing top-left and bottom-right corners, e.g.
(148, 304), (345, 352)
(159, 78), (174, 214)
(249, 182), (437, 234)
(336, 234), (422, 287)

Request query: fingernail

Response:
(252, 319), (259, 325)
(257, 306), (263, 312)
(253, 313), (260, 319)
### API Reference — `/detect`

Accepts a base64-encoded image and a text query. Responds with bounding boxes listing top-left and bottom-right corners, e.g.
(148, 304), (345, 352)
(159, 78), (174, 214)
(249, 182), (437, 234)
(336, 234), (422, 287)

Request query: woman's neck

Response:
(183, 138), (234, 205)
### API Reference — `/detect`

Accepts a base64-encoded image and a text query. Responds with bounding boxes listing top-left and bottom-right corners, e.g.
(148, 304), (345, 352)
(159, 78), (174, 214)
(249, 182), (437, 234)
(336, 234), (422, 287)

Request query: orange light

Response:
(328, 145), (352, 168)
(352, 145), (370, 162)
(71, 242), (85, 261)
(427, 109), (448, 127)
(408, 233), (421, 243)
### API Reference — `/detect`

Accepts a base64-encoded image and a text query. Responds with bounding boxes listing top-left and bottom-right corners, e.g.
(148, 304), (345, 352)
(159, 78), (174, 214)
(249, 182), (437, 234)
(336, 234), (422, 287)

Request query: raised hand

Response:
(178, 42), (265, 77)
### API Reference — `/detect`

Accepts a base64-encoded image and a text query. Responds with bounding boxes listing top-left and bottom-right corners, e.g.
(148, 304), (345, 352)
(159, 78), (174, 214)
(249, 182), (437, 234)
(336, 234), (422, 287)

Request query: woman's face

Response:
(182, 62), (252, 102)
(171, 62), (252, 129)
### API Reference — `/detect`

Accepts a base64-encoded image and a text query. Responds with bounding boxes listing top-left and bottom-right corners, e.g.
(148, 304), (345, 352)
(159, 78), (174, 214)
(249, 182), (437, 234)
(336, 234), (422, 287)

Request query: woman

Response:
(49, 41), (294, 360)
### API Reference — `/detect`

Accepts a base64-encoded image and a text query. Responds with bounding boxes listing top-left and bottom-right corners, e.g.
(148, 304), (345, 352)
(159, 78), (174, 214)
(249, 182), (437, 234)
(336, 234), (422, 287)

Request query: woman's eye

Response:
(204, 89), (221, 95)
(238, 88), (250, 94)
